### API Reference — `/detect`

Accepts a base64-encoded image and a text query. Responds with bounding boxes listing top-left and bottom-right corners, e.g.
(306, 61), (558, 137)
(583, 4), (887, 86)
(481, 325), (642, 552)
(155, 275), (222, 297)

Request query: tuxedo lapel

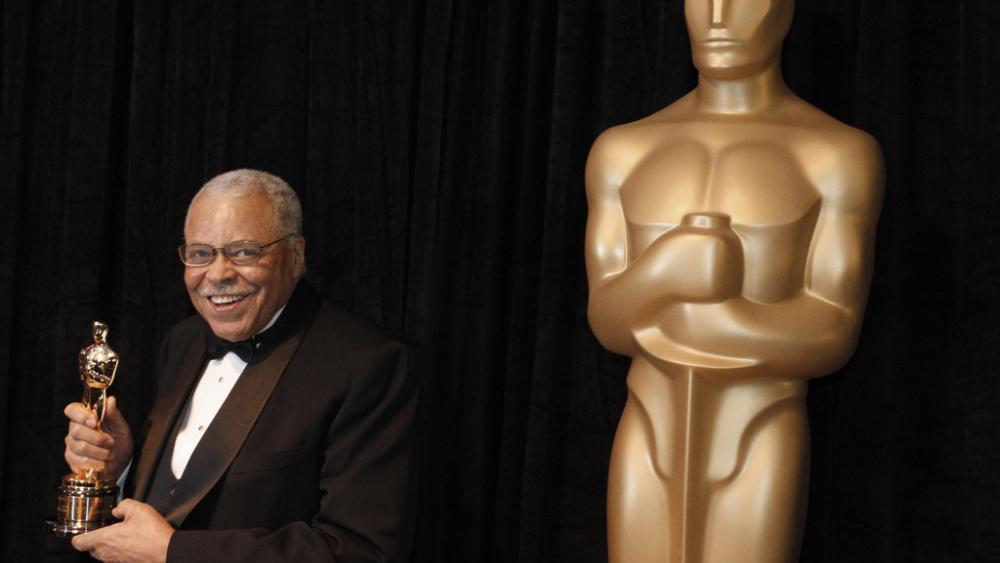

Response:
(160, 328), (304, 526)
(132, 337), (206, 502)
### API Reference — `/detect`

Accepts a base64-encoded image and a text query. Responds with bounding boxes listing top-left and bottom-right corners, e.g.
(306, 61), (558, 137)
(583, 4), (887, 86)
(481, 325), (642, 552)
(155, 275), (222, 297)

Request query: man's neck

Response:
(258, 305), (286, 336)
(694, 59), (789, 115)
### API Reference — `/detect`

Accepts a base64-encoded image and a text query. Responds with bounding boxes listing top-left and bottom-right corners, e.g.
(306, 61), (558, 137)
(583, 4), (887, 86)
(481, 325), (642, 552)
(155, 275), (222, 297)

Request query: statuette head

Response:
(79, 322), (119, 390)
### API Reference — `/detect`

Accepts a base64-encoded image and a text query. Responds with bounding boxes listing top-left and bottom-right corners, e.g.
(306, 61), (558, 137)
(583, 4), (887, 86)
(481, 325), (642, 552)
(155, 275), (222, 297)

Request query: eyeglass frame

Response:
(177, 233), (298, 267)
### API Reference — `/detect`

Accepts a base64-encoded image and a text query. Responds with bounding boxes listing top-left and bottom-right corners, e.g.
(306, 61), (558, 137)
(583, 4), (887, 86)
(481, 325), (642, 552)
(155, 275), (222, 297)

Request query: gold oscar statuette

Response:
(47, 321), (121, 536)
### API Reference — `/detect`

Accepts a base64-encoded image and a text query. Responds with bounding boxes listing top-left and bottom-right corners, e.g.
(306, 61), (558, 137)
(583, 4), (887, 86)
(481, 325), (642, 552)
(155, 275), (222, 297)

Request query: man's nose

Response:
(204, 253), (238, 282)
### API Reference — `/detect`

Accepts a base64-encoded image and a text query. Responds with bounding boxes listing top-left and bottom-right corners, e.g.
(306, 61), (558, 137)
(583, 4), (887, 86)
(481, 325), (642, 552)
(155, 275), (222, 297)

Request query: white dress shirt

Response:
(169, 307), (284, 479)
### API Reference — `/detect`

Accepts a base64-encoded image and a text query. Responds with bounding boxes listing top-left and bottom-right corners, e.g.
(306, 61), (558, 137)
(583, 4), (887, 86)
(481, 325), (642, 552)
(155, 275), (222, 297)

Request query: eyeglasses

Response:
(178, 234), (296, 267)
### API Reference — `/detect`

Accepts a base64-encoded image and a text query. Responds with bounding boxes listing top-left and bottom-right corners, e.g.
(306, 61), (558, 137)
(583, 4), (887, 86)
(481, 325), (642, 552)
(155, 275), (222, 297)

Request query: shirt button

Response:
(198, 425), (205, 431)
(218, 376), (224, 382)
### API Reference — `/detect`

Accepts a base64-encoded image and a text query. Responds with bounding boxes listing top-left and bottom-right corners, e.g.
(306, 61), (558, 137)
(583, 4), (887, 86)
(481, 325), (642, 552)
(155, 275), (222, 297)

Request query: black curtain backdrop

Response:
(2, 1), (998, 561)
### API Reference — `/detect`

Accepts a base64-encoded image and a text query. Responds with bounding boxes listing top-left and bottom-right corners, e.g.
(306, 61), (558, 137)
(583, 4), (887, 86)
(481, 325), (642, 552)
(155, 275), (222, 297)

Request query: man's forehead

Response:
(185, 193), (280, 237)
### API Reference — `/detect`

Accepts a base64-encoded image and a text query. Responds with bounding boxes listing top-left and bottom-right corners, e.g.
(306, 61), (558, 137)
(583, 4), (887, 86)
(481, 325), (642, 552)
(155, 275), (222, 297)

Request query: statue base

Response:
(47, 474), (119, 537)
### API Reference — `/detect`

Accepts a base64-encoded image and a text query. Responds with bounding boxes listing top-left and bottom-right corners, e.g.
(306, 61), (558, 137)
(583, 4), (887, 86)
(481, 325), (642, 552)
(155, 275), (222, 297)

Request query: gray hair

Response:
(187, 169), (303, 236)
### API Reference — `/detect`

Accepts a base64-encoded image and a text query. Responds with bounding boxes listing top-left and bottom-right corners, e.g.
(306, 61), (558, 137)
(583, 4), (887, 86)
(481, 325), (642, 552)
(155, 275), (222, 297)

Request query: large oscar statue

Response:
(48, 321), (122, 536)
(585, 1), (883, 561)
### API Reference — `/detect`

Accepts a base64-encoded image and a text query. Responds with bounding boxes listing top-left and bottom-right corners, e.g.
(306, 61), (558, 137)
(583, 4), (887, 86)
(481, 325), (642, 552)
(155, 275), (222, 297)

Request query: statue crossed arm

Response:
(585, 124), (883, 382)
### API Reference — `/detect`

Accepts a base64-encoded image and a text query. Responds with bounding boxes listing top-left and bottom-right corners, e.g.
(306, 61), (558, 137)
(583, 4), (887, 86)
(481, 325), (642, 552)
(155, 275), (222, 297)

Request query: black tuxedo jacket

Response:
(128, 282), (418, 562)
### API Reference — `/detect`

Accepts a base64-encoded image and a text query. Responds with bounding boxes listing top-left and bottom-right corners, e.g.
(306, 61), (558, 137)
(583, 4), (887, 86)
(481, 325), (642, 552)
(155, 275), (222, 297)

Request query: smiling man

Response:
(183, 184), (303, 342)
(62, 169), (418, 562)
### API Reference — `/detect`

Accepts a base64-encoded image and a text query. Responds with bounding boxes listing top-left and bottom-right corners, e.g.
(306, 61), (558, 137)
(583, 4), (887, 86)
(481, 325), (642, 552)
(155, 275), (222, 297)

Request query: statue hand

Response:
(635, 216), (744, 304)
(64, 395), (133, 480)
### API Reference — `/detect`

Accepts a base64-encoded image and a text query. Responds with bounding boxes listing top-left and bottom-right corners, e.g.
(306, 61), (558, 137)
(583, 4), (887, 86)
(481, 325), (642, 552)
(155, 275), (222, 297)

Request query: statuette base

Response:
(47, 474), (119, 537)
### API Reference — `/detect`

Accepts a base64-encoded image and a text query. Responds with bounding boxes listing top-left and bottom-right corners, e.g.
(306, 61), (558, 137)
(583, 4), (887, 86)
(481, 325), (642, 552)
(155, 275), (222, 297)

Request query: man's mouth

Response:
(208, 294), (250, 306)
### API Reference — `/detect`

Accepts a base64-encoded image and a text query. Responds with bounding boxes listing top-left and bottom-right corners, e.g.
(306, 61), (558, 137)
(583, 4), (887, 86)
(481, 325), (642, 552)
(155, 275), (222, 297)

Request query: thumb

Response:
(103, 396), (129, 435)
(111, 498), (138, 520)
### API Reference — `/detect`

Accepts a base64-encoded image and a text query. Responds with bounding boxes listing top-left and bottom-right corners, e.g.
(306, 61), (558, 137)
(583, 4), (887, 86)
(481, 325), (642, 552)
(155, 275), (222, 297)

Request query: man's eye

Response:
(231, 247), (258, 258)
(188, 248), (212, 260)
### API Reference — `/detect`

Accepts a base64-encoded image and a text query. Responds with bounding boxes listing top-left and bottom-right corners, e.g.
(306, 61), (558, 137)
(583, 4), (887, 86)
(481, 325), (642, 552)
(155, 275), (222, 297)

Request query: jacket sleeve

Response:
(165, 340), (419, 563)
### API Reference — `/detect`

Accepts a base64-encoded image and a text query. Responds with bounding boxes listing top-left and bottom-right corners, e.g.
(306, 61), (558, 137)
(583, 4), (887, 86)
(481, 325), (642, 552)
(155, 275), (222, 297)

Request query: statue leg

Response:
(82, 386), (107, 427)
(702, 400), (809, 563)
(608, 393), (672, 563)
(92, 388), (106, 427)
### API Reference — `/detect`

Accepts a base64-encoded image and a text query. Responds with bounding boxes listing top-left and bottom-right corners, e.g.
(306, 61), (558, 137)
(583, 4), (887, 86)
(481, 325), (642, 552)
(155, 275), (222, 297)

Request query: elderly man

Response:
(62, 170), (418, 562)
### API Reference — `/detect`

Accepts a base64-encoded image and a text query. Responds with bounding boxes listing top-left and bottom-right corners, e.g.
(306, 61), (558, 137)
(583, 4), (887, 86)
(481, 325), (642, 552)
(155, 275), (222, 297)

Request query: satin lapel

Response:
(132, 338), (206, 502)
(161, 330), (304, 527)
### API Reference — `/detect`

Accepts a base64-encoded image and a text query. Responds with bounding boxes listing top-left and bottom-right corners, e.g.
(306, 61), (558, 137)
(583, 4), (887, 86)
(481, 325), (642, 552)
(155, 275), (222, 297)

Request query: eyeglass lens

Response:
(180, 241), (263, 266)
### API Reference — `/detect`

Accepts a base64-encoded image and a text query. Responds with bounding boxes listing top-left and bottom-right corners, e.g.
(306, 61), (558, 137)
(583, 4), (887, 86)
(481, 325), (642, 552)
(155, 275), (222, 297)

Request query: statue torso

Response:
(618, 119), (828, 303)
(596, 103), (871, 478)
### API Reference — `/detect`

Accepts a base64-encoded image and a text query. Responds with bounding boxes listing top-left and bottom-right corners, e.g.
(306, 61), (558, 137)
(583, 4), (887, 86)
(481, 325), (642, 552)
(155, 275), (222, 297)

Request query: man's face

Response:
(685, 0), (793, 79)
(183, 193), (304, 342)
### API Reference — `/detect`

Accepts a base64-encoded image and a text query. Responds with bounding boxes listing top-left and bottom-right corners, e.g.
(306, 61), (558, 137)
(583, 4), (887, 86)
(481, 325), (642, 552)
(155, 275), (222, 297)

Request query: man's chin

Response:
(200, 313), (256, 342)
(207, 325), (254, 342)
(194, 299), (260, 340)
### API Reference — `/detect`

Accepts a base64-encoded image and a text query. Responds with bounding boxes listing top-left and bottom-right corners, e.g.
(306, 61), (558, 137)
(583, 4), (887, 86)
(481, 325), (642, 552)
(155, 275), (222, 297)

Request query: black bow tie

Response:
(206, 335), (258, 362)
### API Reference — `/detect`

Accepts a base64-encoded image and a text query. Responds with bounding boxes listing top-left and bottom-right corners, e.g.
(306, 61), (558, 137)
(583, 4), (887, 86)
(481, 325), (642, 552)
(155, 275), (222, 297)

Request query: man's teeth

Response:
(210, 294), (247, 305)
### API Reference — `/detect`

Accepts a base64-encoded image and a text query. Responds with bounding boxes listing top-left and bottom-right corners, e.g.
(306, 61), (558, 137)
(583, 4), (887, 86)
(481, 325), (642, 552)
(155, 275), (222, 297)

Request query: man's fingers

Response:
(70, 525), (108, 552)
(111, 499), (138, 520)
(71, 501), (171, 562)
(64, 403), (98, 428)
(67, 421), (115, 450)
(64, 450), (108, 474)
(64, 422), (116, 474)
(63, 399), (132, 481)
(65, 435), (114, 462)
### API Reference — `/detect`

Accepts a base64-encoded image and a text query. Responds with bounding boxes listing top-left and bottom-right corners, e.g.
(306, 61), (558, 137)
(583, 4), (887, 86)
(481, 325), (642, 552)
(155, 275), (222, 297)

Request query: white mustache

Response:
(197, 284), (251, 298)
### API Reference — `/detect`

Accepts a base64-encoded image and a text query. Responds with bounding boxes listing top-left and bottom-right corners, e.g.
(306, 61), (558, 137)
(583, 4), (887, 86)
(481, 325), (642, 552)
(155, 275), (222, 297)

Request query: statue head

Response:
(685, 0), (794, 79)
(79, 322), (119, 390)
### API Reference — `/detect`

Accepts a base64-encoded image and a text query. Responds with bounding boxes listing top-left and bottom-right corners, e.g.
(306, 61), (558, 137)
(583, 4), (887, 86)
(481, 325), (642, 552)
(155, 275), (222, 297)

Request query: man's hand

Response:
(64, 395), (133, 480)
(71, 500), (174, 563)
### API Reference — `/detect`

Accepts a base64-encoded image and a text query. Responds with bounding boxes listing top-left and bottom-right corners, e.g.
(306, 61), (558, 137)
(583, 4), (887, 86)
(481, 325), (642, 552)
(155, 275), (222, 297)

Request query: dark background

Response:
(2, 0), (998, 561)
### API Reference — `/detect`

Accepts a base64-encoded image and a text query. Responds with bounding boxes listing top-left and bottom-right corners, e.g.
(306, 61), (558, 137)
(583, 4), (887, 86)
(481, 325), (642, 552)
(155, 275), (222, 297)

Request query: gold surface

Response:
(49, 322), (122, 536)
(584, 1), (883, 561)
(78, 321), (120, 427)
